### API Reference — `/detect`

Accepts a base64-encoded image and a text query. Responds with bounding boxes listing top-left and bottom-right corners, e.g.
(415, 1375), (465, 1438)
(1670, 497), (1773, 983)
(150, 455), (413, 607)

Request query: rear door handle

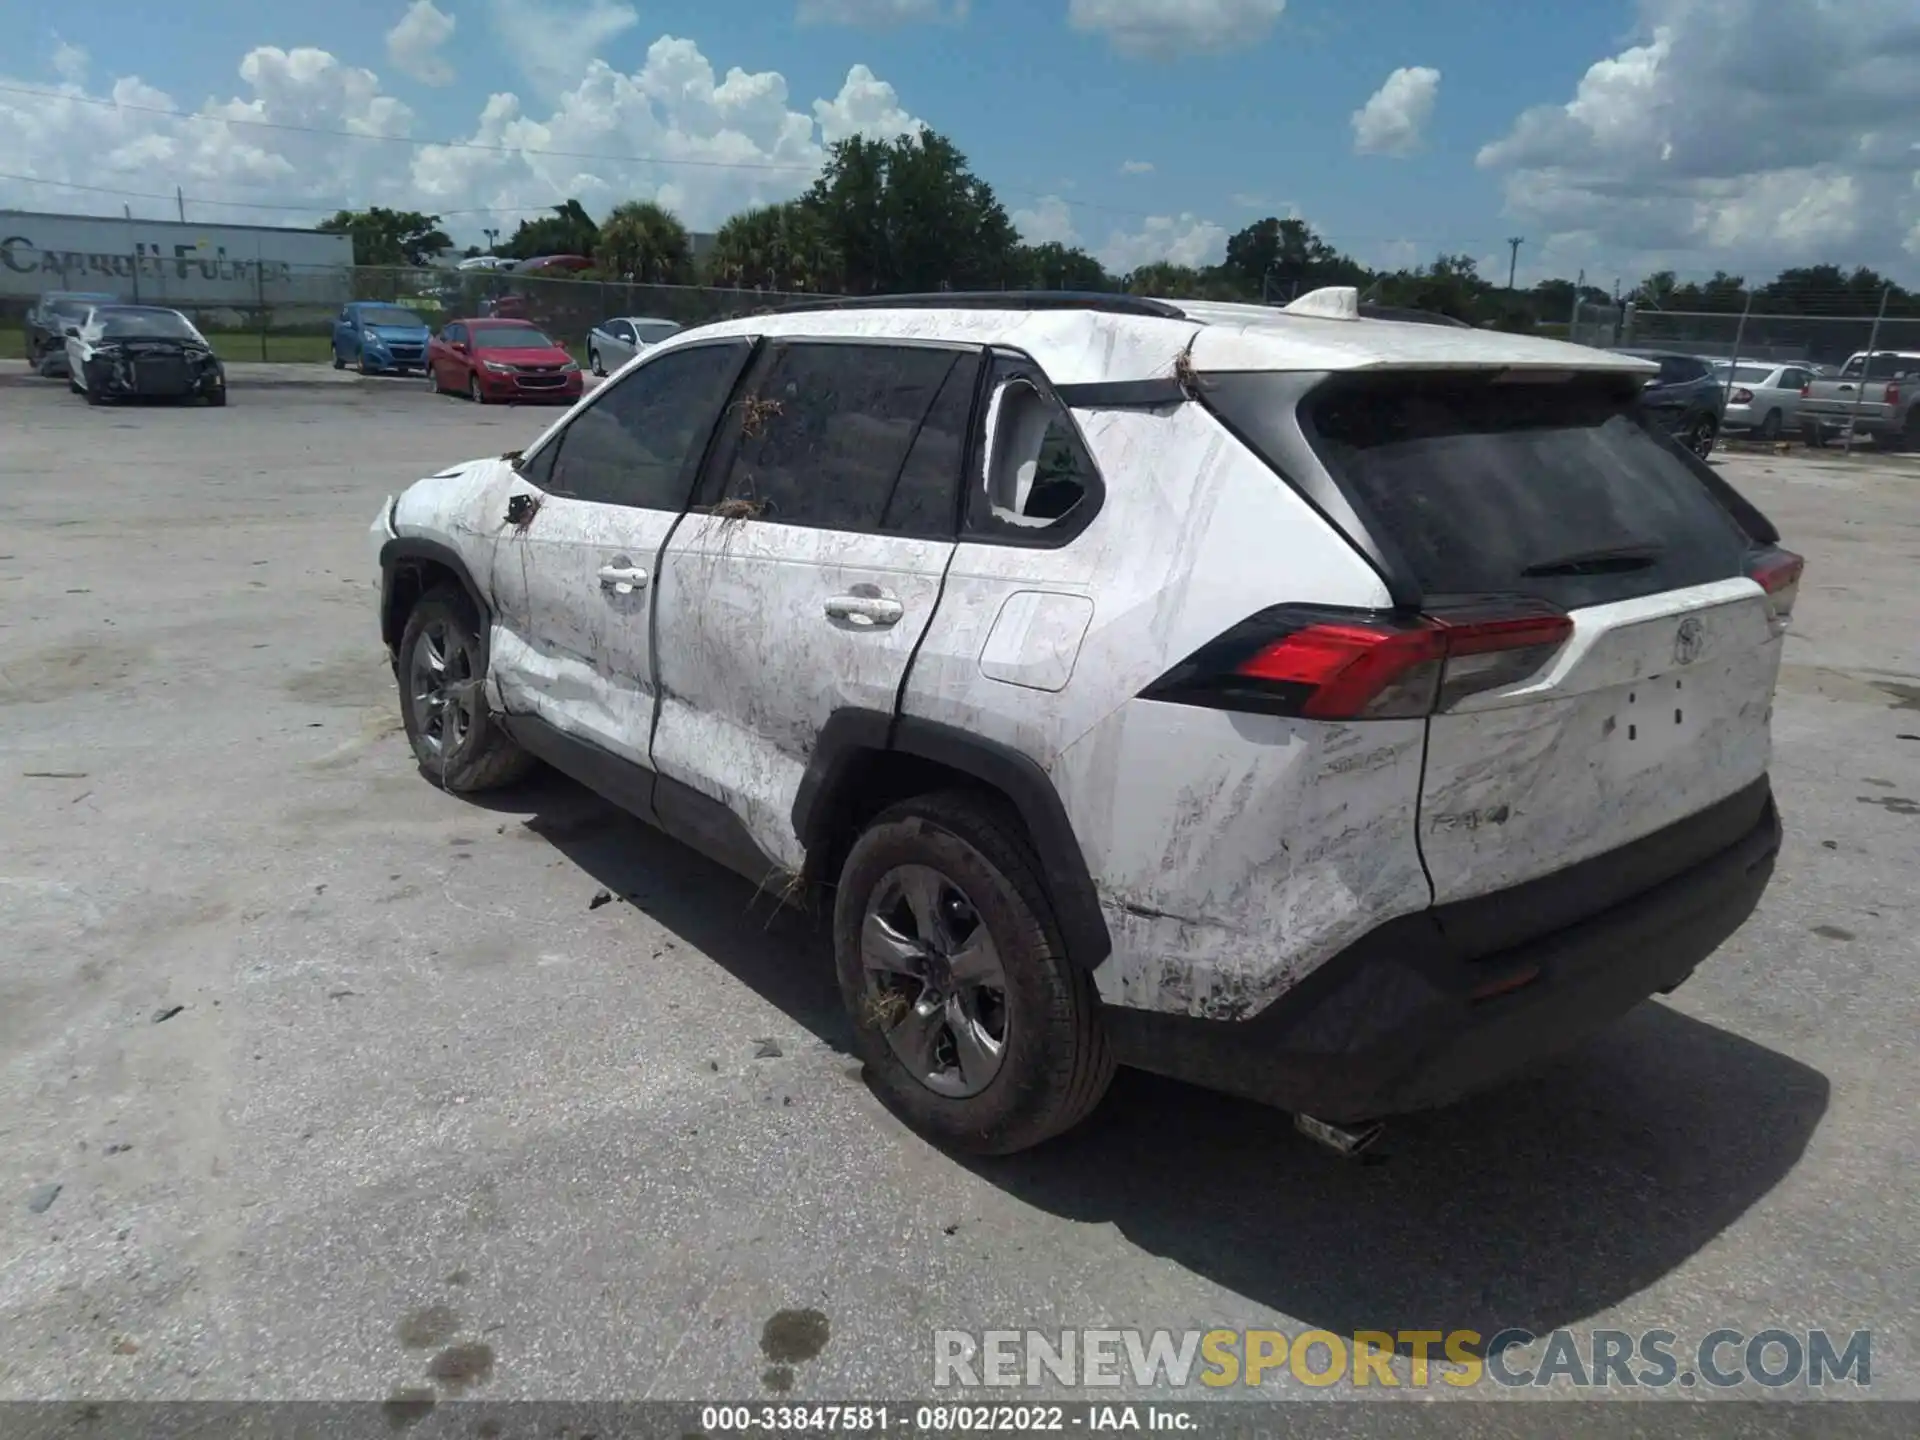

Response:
(598, 562), (649, 592)
(825, 592), (903, 627)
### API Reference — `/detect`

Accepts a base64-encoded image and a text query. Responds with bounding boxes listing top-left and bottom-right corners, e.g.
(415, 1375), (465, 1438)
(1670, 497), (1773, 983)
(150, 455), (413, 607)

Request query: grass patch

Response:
(5, 326), (334, 365)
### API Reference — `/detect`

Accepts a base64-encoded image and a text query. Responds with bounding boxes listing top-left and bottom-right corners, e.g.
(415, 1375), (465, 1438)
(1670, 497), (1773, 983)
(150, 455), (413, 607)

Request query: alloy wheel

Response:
(408, 618), (477, 762)
(859, 864), (1010, 1098)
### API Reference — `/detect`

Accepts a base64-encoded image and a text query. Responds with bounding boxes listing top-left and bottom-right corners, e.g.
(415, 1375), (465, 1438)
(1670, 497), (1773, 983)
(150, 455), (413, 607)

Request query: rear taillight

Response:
(1143, 603), (1574, 720)
(1750, 547), (1804, 622)
(1799, 383), (1811, 398)
(1886, 383), (1901, 407)
(1731, 387), (1754, 404)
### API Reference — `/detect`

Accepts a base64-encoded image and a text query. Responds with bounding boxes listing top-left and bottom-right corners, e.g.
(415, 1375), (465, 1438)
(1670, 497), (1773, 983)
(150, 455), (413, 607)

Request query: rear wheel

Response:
(1757, 409), (1782, 440)
(396, 585), (533, 793)
(1685, 412), (1717, 458)
(332, 348), (345, 371)
(833, 792), (1114, 1155)
(589, 346), (603, 377)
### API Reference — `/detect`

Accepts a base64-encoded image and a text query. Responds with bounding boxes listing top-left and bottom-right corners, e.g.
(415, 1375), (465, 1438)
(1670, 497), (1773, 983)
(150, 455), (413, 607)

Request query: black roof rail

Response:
(1355, 303), (1472, 329)
(766, 290), (1189, 320)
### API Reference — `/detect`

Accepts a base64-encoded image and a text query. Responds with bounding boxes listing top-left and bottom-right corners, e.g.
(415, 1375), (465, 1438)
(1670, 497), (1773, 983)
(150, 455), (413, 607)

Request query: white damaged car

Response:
(371, 288), (1799, 1155)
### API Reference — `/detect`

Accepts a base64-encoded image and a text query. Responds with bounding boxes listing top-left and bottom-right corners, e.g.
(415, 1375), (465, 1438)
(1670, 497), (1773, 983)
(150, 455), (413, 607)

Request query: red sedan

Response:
(427, 319), (584, 405)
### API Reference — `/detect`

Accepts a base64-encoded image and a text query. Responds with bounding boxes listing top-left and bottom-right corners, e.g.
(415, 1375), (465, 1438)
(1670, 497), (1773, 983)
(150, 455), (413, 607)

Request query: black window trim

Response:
(515, 335), (759, 514)
(687, 335), (986, 541)
(957, 344), (1109, 551)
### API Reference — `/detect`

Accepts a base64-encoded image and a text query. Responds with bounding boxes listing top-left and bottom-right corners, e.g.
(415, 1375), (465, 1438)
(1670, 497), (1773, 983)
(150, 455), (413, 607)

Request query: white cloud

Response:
(0, 38), (922, 237)
(1477, 0), (1920, 277)
(387, 1), (457, 88)
(1351, 65), (1439, 158)
(1013, 194), (1079, 246)
(51, 40), (87, 86)
(489, 0), (639, 100)
(1068, 0), (1286, 58)
(1099, 212), (1227, 273)
(1119, 159), (1153, 174)
(796, 0), (964, 24)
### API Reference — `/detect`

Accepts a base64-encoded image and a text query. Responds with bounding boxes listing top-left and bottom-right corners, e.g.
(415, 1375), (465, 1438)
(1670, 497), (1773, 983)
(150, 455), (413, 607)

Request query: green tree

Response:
(598, 200), (693, 283)
(1221, 217), (1367, 300)
(802, 128), (1021, 293)
(1015, 242), (1114, 291)
(317, 208), (453, 266)
(504, 199), (599, 260)
(705, 202), (838, 291)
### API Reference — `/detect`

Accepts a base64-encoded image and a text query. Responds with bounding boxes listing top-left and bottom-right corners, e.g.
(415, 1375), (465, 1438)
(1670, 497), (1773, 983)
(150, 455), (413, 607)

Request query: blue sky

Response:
(2, 0), (1916, 285)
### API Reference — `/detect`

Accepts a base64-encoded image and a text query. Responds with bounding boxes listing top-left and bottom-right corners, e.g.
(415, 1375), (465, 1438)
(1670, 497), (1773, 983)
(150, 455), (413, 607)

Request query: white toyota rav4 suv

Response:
(371, 289), (1798, 1156)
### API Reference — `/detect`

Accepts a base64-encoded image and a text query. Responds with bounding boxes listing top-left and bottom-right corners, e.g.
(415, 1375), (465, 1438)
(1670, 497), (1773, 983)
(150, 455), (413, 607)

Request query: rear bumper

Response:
(1105, 778), (1781, 1122)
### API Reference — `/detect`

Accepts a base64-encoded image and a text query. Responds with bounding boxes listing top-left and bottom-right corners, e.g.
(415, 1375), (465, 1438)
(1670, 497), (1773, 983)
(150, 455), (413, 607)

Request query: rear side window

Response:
(702, 340), (964, 533)
(1841, 353), (1920, 380)
(1259, 371), (1756, 610)
(964, 353), (1103, 545)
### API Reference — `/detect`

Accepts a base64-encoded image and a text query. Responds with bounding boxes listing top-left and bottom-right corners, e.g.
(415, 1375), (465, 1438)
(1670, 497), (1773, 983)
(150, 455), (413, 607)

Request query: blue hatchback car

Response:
(331, 302), (432, 374)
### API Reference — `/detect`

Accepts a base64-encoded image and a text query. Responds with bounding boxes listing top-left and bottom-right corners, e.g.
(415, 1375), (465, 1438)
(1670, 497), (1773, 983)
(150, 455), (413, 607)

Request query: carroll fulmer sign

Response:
(0, 210), (353, 305)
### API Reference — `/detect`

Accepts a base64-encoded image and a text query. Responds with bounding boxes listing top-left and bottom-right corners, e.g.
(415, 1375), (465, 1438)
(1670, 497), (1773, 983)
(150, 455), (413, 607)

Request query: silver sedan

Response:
(1712, 361), (1817, 440)
(585, 316), (683, 376)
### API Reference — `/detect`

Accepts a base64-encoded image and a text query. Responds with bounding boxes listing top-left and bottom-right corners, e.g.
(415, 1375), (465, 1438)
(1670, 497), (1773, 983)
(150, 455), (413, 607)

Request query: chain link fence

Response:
(6, 261), (841, 362)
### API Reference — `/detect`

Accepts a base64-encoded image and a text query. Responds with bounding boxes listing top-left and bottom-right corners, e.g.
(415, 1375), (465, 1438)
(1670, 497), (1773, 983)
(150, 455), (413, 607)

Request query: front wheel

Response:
(1686, 413), (1718, 459)
(427, 364), (441, 394)
(833, 792), (1114, 1155)
(468, 372), (485, 404)
(396, 586), (533, 793)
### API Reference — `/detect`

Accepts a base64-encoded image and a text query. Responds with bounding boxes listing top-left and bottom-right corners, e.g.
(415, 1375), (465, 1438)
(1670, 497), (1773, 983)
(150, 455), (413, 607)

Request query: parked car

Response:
(65, 304), (226, 406)
(425, 318), (582, 404)
(515, 255), (594, 277)
(585, 316), (683, 375)
(1795, 350), (1920, 448)
(25, 291), (120, 376)
(372, 288), (1795, 1156)
(1710, 361), (1818, 440)
(332, 302), (433, 375)
(1611, 348), (1727, 457)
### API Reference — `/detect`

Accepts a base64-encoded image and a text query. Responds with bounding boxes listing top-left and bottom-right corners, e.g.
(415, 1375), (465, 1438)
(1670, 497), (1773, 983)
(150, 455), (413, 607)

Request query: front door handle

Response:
(598, 561), (649, 593)
(825, 591), (903, 627)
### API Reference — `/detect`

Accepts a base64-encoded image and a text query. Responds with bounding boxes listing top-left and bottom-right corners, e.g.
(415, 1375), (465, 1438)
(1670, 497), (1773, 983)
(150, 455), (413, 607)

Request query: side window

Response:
(964, 353), (1103, 544)
(338, 307), (351, 324)
(546, 342), (746, 510)
(1781, 369), (1808, 391)
(611, 321), (634, 343)
(882, 352), (981, 540)
(443, 324), (465, 346)
(703, 341), (963, 532)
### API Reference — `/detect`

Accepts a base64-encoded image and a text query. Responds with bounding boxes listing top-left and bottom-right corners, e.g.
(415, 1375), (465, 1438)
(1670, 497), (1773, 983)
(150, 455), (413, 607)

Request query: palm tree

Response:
(598, 201), (693, 284)
(705, 202), (837, 293)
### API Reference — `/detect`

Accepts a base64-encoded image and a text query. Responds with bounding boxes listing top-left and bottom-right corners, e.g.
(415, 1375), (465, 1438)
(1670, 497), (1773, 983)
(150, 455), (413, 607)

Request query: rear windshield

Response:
(1233, 371), (1756, 610)
(1718, 364), (1774, 384)
(473, 326), (555, 350)
(634, 320), (681, 344)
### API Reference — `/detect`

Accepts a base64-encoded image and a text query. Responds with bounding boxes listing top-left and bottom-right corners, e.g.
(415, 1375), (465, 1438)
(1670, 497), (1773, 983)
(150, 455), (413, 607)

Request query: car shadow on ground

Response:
(475, 769), (1831, 1347)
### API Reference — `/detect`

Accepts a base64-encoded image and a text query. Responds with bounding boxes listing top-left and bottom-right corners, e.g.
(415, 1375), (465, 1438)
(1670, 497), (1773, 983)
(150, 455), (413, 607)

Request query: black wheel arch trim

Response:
(794, 709), (1113, 969)
(379, 536), (490, 652)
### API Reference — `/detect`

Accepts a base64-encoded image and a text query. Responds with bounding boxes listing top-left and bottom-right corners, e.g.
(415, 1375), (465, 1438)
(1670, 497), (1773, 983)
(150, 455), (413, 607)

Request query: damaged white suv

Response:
(371, 289), (1798, 1155)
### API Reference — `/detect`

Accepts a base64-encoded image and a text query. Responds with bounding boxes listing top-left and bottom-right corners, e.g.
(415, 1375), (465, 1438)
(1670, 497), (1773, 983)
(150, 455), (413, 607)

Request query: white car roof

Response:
(674, 288), (1654, 388)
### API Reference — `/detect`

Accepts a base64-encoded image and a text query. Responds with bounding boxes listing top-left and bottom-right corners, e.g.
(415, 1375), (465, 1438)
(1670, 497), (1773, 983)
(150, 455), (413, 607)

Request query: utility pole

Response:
(1506, 236), (1524, 290)
(176, 186), (185, 223)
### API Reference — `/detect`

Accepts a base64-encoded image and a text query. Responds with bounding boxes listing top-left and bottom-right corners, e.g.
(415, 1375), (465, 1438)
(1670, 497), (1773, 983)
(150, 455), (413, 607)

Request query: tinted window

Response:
(1656, 356), (1706, 384)
(608, 321), (634, 342)
(635, 320), (682, 344)
(964, 354), (1101, 543)
(705, 341), (961, 532)
(546, 343), (744, 510)
(1722, 365), (1773, 384)
(883, 352), (980, 539)
(442, 324), (466, 345)
(473, 326), (555, 350)
(1274, 370), (1755, 609)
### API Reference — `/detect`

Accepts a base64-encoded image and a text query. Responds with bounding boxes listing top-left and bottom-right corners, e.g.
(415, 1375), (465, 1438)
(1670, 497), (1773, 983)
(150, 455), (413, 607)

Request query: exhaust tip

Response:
(1295, 1113), (1386, 1159)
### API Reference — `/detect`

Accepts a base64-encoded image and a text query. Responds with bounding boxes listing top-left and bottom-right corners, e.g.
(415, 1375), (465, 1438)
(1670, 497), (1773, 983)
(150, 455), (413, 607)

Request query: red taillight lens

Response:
(1731, 387), (1754, 404)
(1799, 383), (1811, 397)
(1886, 383), (1901, 407)
(1145, 604), (1574, 720)
(1750, 547), (1803, 622)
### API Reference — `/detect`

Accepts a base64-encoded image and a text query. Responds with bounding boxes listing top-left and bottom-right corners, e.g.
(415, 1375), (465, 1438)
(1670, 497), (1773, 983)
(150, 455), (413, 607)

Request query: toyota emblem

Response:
(1673, 617), (1705, 666)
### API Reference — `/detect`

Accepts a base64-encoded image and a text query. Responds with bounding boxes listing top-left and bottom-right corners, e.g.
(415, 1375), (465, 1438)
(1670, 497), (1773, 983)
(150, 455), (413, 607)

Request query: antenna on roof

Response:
(1280, 286), (1361, 321)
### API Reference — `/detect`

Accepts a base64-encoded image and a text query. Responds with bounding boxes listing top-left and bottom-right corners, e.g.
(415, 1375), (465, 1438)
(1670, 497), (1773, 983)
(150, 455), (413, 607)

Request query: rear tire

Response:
(395, 585), (533, 793)
(833, 791), (1114, 1155)
(1686, 413), (1717, 458)
(332, 349), (345, 371)
(589, 346), (603, 377)
(427, 365), (441, 395)
(1757, 409), (1782, 440)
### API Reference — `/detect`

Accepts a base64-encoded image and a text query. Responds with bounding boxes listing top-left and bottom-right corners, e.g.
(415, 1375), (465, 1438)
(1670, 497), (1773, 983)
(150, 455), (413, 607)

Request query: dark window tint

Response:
(546, 343), (745, 510)
(963, 354), (1101, 544)
(882, 352), (980, 539)
(707, 341), (960, 532)
(442, 324), (466, 345)
(1656, 355), (1708, 385)
(1276, 370), (1755, 609)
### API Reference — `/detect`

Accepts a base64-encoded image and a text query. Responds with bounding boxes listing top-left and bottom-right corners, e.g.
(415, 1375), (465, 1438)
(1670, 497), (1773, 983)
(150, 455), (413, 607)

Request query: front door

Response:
(649, 338), (979, 873)
(488, 339), (754, 787)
